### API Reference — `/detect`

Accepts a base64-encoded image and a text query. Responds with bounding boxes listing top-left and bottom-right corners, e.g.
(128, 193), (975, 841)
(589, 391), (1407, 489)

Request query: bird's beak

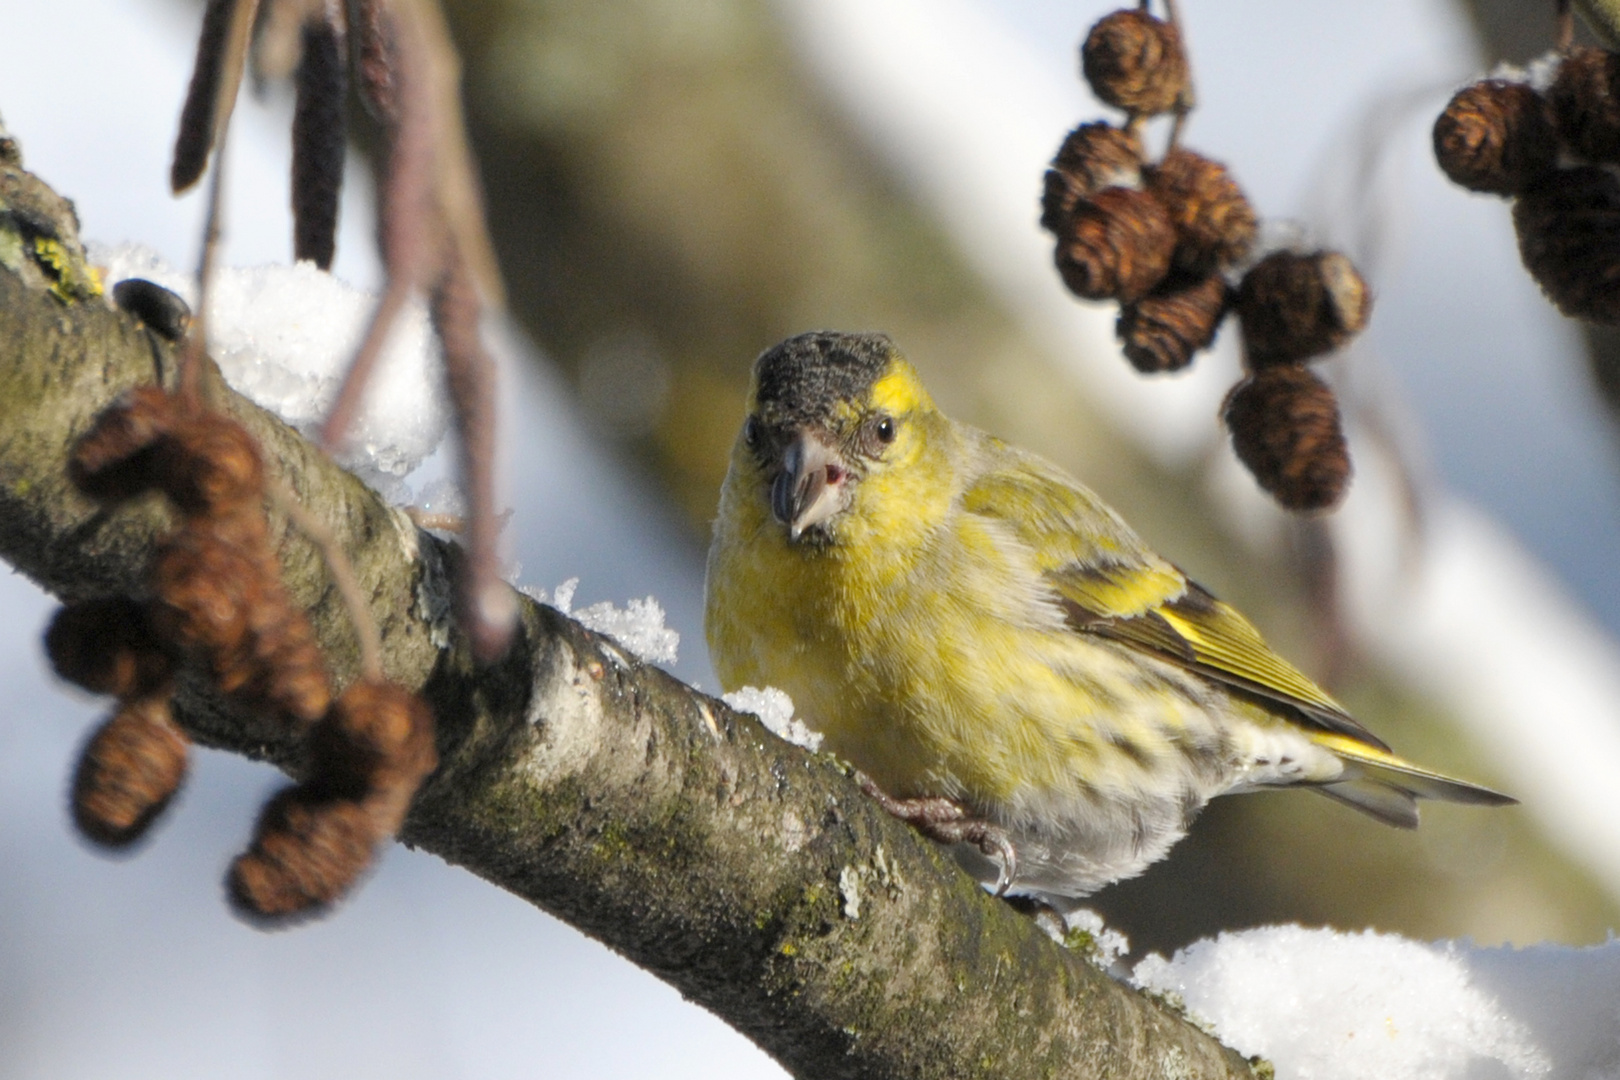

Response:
(772, 430), (848, 541)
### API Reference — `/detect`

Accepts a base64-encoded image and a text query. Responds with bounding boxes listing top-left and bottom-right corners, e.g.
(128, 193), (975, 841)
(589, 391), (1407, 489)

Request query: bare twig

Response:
(179, 141), (229, 406)
(271, 478), (384, 681)
(431, 247), (514, 662)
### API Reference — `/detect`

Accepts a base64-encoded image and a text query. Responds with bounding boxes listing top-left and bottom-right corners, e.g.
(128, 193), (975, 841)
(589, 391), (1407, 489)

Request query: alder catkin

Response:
(1146, 146), (1258, 276)
(1224, 366), (1351, 512)
(1117, 272), (1230, 373)
(1041, 121), (1145, 233)
(1513, 165), (1620, 324)
(1053, 186), (1177, 302)
(1080, 10), (1190, 117)
(1433, 80), (1558, 196)
(73, 696), (190, 848)
(1236, 250), (1371, 367)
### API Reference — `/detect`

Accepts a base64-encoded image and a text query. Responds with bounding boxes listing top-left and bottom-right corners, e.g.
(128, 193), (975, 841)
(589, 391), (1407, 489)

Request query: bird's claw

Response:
(854, 772), (1018, 895)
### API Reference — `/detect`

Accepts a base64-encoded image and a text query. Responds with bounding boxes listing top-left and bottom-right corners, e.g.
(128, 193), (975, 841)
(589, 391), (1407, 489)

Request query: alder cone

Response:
(1224, 367), (1350, 512)
(69, 385), (177, 503)
(1081, 9), (1189, 116)
(149, 529), (260, 657)
(1041, 122), (1144, 233)
(1145, 147), (1258, 276)
(1237, 250), (1371, 366)
(1117, 272), (1230, 373)
(1550, 47), (1620, 164)
(1433, 80), (1558, 196)
(162, 412), (266, 515)
(228, 787), (379, 921)
(1514, 166), (1620, 323)
(46, 597), (176, 700)
(1054, 186), (1176, 302)
(73, 696), (190, 847)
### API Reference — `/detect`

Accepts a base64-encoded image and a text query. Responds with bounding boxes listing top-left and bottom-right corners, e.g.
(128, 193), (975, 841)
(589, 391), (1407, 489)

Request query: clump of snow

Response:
(1129, 925), (1620, 1080)
(722, 686), (822, 752)
(1490, 50), (1563, 94)
(89, 243), (450, 485)
(527, 577), (679, 666)
(1061, 908), (1130, 969)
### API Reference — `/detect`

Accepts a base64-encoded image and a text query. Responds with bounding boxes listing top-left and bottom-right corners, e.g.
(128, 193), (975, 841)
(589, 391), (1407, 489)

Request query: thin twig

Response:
(179, 142), (229, 406)
(431, 246), (515, 662)
(270, 479), (384, 681)
(320, 0), (438, 449)
(1558, 0), (1576, 51)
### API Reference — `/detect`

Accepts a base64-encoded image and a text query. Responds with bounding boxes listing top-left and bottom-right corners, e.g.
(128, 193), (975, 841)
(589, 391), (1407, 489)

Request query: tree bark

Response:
(0, 147), (1255, 1080)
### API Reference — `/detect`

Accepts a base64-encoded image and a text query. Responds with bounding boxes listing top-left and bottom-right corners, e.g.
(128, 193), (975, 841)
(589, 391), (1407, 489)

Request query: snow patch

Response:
(721, 686), (822, 752)
(528, 577), (680, 666)
(1129, 925), (1620, 1080)
(90, 242), (450, 488)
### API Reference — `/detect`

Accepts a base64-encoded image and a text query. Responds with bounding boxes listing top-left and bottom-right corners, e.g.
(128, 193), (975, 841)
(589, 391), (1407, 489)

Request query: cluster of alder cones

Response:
(46, 376), (436, 923)
(1435, 45), (1620, 324)
(1041, 6), (1373, 512)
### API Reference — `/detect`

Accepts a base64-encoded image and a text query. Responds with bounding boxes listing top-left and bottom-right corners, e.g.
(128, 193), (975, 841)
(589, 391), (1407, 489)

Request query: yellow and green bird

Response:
(704, 331), (1512, 906)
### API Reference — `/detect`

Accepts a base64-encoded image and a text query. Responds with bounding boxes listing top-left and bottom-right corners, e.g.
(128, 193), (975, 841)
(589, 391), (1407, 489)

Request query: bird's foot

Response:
(854, 772), (1017, 895)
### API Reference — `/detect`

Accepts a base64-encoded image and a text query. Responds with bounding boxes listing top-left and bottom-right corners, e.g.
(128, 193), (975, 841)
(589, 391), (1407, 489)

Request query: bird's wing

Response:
(960, 442), (1387, 749)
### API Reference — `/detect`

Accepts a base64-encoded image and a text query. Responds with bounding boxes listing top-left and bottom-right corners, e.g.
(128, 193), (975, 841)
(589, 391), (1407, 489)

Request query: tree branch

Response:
(0, 151), (1255, 1080)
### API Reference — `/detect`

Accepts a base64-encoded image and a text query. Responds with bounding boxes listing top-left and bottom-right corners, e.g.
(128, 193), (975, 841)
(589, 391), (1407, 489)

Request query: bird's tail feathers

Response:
(1309, 731), (1516, 828)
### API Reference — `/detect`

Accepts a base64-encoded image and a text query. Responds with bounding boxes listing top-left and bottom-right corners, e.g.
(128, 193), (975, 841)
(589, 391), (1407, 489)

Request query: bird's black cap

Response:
(752, 331), (894, 429)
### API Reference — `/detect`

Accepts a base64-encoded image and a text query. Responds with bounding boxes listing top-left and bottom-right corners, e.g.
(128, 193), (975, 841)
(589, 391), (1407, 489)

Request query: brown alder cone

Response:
(1117, 272), (1231, 373)
(1433, 80), (1559, 196)
(229, 681), (437, 920)
(1080, 9), (1190, 117)
(1145, 146), (1258, 276)
(1236, 250), (1371, 366)
(1054, 186), (1176, 302)
(1549, 47), (1620, 164)
(149, 519), (332, 723)
(1514, 165), (1620, 323)
(1224, 366), (1350, 512)
(46, 597), (177, 700)
(73, 695), (191, 848)
(1040, 121), (1144, 234)
(228, 788), (378, 920)
(69, 385), (178, 504)
(161, 411), (267, 516)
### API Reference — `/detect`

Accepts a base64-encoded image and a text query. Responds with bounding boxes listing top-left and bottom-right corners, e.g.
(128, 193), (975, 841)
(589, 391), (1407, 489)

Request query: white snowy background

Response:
(4, 1), (1620, 1078)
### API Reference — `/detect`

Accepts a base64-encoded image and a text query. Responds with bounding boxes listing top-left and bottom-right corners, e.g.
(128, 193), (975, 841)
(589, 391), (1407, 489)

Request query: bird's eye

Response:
(743, 415), (762, 450)
(875, 416), (896, 444)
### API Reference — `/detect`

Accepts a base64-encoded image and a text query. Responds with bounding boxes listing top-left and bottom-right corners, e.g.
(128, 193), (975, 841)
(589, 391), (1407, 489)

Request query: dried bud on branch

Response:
(73, 696), (191, 848)
(1433, 80), (1558, 196)
(1145, 146), (1258, 275)
(1224, 366), (1350, 512)
(1514, 165), (1620, 323)
(1081, 9), (1190, 117)
(1550, 47), (1620, 164)
(1054, 186), (1176, 303)
(1117, 272), (1230, 373)
(1041, 121), (1144, 233)
(112, 279), (192, 342)
(1236, 250), (1371, 367)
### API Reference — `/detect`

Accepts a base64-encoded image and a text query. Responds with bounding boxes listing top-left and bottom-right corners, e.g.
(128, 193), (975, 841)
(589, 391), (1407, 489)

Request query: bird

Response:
(704, 330), (1514, 908)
